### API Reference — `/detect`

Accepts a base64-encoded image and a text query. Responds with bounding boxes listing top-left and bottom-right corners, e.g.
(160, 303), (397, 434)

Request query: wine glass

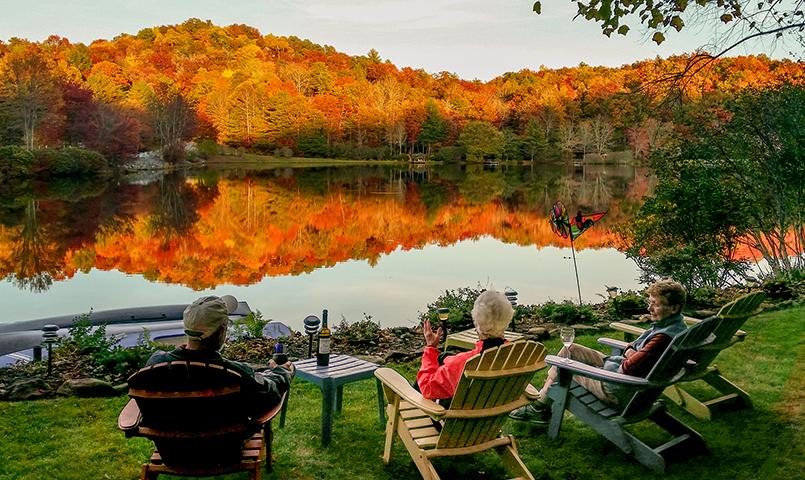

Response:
(436, 308), (449, 340)
(559, 327), (575, 363)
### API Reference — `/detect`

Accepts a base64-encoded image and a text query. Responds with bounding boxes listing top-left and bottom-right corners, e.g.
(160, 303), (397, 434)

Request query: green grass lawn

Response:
(1, 306), (802, 480)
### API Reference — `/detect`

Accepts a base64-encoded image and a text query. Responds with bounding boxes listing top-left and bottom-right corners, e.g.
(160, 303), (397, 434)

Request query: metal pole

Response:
(570, 235), (583, 305)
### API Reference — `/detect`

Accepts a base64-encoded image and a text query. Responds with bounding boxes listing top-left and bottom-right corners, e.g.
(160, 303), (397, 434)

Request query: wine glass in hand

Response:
(559, 327), (575, 363)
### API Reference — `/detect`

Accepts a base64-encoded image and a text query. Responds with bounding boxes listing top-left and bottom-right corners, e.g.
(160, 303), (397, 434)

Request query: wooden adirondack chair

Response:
(545, 316), (720, 473)
(375, 340), (547, 480)
(118, 360), (285, 480)
(610, 291), (765, 420)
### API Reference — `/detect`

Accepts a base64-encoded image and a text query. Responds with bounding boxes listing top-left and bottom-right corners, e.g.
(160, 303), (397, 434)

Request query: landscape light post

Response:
(504, 288), (518, 330)
(303, 315), (321, 358)
(41, 324), (59, 376)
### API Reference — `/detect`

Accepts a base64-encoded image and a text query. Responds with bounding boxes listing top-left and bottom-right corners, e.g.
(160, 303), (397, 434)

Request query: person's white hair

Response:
(471, 290), (513, 339)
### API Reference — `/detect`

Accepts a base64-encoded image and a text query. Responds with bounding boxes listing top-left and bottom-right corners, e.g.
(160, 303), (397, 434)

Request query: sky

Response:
(0, 0), (785, 81)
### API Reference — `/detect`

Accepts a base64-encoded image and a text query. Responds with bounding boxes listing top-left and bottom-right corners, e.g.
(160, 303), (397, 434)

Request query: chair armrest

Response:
(375, 368), (446, 418)
(118, 399), (141, 432)
(598, 337), (629, 355)
(609, 322), (646, 336)
(253, 391), (287, 425)
(544, 355), (652, 387)
(524, 383), (540, 401)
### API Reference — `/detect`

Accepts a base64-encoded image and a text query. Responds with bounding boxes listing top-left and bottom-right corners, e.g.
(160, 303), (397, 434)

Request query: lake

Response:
(0, 162), (649, 330)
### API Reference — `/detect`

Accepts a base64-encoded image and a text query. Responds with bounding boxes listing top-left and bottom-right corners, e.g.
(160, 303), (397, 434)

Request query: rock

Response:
(113, 383), (129, 394)
(56, 378), (121, 398)
(262, 321), (293, 339)
(570, 324), (600, 333)
(527, 327), (550, 340)
(383, 350), (415, 364)
(353, 354), (384, 365)
(7, 378), (53, 401)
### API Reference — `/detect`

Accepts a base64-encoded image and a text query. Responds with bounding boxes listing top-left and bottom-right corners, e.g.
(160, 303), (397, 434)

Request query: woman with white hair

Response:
(416, 290), (514, 405)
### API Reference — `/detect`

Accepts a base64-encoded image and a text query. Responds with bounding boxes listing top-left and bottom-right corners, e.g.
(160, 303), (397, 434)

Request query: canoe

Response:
(0, 302), (251, 367)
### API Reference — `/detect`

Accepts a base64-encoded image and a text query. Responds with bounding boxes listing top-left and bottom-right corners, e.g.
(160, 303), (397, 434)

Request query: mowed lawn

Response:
(1, 306), (802, 480)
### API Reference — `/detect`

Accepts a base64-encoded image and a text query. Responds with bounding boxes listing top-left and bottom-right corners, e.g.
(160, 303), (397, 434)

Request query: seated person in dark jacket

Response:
(146, 295), (294, 418)
(509, 279), (688, 423)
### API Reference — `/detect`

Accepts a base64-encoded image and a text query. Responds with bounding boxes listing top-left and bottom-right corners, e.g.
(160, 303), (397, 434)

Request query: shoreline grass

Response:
(1, 306), (802, 479)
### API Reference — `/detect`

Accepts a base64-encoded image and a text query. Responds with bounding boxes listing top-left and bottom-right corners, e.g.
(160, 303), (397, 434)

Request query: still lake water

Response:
(0, 162), (649, 330)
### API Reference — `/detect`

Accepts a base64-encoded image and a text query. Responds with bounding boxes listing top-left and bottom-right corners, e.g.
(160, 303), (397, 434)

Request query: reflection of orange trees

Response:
(1, 200), (65, 291)
(88, 180), (622, 290)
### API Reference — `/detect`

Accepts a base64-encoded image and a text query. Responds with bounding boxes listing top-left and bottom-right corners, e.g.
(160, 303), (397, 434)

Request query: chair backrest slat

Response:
(127, 360), (250, 435)
(687, 291), (765, 372)
(437, 341), (546, 449)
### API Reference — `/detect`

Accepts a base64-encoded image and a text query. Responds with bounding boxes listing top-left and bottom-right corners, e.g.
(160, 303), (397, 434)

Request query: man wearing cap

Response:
(416, 290), (513, 405)
(146, 295), (294, 416)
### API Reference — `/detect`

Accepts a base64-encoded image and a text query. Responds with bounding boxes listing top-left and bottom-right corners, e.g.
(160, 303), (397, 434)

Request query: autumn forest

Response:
(0, 18), (802, 164)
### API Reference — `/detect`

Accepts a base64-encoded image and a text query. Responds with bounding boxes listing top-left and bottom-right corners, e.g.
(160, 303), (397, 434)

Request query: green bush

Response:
(0, 145), (35, 179)
(538, 301), (598, 325)
(433, 145), (465, 163)
(762, 267), (805, 300)
(35, 147), (109, 176)
(606, 290), (647, 319)
(54, 315), (157, 381)
(419, 286), (485, 331)
(230, 310), (270, 339)
(687, 286), (720, 309)
(334, 314), (381, 344)
(194, 138), (220, 159)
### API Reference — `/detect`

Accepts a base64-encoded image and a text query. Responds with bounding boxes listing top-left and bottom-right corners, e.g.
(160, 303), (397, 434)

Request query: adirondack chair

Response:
(375, 340), (547, 480)
(545, 316), (720, 473)
(609, 291), (765, 420)
(118, 360), (286, 480)
(444, 328), (525, 351)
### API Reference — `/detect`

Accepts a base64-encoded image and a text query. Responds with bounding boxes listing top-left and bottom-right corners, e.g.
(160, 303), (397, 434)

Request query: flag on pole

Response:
(569, 210), (607, 240)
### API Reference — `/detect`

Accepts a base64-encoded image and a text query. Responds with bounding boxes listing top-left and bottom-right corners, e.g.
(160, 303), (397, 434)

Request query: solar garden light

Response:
(606, 286), (620, 299)
(303, 315), (321, 358)
(504, 288), (518, 330)
(436, 307), (449, 340)
(41, 324), (59, 376)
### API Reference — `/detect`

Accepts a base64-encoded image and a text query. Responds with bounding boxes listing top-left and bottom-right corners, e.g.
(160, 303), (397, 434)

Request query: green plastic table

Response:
(284, 354), (385, 446)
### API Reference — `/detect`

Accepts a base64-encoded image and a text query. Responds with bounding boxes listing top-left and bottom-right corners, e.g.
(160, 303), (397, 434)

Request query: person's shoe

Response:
(508, 402), (551, 424)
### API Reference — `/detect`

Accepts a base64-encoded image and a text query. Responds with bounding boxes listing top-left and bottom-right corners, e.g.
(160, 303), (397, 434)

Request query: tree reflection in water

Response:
(11, 200), (54, 292)
(0, 163), (647, 291)
(148, 172), (200, 242)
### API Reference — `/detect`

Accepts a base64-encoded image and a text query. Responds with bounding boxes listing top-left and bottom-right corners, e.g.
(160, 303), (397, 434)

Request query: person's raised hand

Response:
(423, 319), (443, 348)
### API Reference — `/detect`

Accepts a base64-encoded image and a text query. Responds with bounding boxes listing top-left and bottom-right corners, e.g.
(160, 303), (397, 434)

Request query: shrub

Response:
(606, 290), (647, 319)
(54, 315), (157, 381)
(0, 145), (35, 179)
(687, 286), (720, 309)
(419, 286), (485, 331)
(433, 146), (465, 163)
(762, 267), (805, 300)
(194, 138), (220, 159)
(538, 301), (598, 325)
(37, 147), (109, 176)
(334, 314), (381, 344)
(230, 310), (270, 340)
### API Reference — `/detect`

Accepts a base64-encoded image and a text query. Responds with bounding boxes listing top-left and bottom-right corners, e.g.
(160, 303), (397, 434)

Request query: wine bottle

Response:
(316, 309), (330, 366)
(272, 342), (287, 365)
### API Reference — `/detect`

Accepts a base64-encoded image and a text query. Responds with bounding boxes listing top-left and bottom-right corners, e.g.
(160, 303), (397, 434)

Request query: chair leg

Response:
(383, 402), (399, 464)
(702, 371), (753, 410)
(495, 437), (535, 480)
(412, 452), (440, 480)
(141, 464), (157, 480)
(664, 385), (712, 421)
(265, 422), (273, 473)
